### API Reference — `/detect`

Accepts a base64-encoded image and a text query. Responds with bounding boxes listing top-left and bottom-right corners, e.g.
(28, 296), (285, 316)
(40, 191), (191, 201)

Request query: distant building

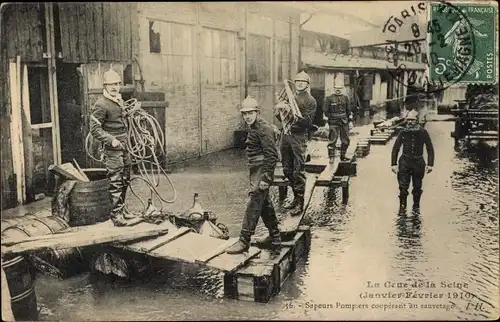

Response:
(300, 15), (426, 119)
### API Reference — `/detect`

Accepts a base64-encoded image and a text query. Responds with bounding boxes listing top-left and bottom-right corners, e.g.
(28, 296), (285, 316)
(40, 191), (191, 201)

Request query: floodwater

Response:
(35, 120), (499, 320)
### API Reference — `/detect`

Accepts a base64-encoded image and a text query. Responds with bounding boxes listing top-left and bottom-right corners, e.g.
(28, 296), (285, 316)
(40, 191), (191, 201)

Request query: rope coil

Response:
(85, 98), (177, 215)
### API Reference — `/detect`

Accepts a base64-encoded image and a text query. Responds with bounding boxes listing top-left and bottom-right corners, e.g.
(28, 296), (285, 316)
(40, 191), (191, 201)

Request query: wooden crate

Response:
(224, 227), (311, 303)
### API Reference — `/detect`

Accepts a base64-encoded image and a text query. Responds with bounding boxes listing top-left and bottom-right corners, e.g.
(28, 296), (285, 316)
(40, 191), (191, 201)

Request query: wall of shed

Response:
(0, 14), (16, 209)
(3, 3), (45, 62)
(136, 2), (300, 162)
(57, 3), (136, 63)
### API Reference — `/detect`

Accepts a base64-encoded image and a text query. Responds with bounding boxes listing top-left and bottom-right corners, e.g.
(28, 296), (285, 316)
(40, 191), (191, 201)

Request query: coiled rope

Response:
(85, 98), (177, 215)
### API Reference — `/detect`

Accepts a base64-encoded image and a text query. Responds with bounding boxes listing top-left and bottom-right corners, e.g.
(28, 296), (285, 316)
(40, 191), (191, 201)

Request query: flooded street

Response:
(35, 121), (499, 320)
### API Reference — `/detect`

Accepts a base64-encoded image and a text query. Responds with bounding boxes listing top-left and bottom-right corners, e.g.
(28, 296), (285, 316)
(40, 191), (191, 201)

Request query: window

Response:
(202, 28), (237, 85)
(248, 34), (271, 84)
(276, 39), (290, 82)
(148, 20), (194, 85)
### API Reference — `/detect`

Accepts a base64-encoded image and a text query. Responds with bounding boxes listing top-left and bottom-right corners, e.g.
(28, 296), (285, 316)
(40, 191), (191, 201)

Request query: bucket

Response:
(69, 168), (112, 227)
(2, 216), (86, 278)
(2, 256), (39, 321)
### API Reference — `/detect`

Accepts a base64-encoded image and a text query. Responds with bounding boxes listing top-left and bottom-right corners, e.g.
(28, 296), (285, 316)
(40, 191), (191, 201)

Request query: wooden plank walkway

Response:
(114, 224), (261, 273)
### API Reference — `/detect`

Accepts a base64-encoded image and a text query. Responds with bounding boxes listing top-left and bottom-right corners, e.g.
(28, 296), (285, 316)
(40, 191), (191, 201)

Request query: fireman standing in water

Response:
(275, 71), (317, 216)
(226, 96), (281, 255)
(391, 110), (435, 214)
(90, 69), (134, 226)
(324, 84), (354, 163)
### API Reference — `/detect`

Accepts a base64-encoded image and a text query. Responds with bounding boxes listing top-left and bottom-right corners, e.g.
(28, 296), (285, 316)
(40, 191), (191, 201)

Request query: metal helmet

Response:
(406, 110), (419, 121)
(240, 96), (259, 112)
(294, 71), (310, 84)
(103, 69), (122, 85)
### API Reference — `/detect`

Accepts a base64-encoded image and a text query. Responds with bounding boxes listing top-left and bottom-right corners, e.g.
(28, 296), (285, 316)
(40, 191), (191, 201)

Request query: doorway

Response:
(57, 63), (85, 165)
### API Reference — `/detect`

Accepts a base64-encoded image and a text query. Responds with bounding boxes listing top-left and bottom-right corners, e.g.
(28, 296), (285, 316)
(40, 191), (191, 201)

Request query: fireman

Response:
(275, 71), (317, 216)
(226, 96), (281, 255)
(391, 110), (435, 214)
(89, 69), (134, 226)
(324, 84), (353, 163)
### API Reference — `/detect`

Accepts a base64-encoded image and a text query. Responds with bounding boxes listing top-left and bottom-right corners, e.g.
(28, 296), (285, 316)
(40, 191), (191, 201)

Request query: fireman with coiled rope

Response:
(89, 69), (176, 226)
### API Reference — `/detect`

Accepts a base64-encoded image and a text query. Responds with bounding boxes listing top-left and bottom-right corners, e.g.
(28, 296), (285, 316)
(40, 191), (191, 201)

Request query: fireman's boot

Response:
(328, 147), (336, 164)
(283, 194), (299, 209)
(398, 194), (407, 215)
(226, 233), (250, 255)
(340, 144), (349, 161)
(412, 190), (422, 214)
(257, 201), (282, 257)
(108, 167), (129, 226)
(120, 167), (137, 220)
(290, 196), (304, 217)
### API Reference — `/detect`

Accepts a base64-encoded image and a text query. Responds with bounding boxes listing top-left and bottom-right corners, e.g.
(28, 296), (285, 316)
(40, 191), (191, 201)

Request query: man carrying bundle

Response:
(89, 69), (135, 226)
(275, 71), (317, 216)
(226, 96), (281, 255)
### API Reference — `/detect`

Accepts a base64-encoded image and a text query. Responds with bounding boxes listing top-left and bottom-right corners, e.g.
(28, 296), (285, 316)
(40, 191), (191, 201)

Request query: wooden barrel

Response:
(2, 256), (39, 321)
(1, 209), (53, 232)
(2, 216), (86, 278)
(69, 168), (112, 227)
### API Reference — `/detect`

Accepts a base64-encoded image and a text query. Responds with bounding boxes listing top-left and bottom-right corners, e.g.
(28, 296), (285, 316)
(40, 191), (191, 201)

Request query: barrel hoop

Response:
(33, 217), (58, 234)
(4, 225), (33, 238)
(1, 256), (25, 269)
(10, 286), (35, 302)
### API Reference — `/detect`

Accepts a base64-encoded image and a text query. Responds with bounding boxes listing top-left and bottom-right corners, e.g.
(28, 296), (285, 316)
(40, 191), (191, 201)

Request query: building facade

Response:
(0, 2), (303, 209)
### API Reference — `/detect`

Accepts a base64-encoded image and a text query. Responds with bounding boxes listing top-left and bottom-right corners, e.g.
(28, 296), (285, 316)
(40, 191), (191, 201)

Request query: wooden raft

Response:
(113, 223), (261, 273)
(226, 226), (312, 303)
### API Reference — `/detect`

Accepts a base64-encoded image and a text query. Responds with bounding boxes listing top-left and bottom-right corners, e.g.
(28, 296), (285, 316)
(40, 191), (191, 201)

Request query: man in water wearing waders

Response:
(276, 71), (317, 216)
(324, 84), (354, 163)
(90, 69), (135, 226)
(391, 110), (435, 214)
(226, 96), (281, 256)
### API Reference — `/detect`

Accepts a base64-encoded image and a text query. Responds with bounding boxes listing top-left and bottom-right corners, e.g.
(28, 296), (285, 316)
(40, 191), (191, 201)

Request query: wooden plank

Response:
(115, 225), (187, 251)
(196, 238), (238, 263)
(102, 3), (112, 61)
(315, 158), (339, 186)
(123, 3), (132, 61)
(1, 225), (170, 255)
(279, 172), (316, 234)
(85, 2), (96, 61)
(93, 3), (105, 61)
(21, 64), (34, 201)
(148, 231), (226, 264)
(67, 3), (79, 63)
(76, 3), (88, 62)
(206, 246), (261, 272)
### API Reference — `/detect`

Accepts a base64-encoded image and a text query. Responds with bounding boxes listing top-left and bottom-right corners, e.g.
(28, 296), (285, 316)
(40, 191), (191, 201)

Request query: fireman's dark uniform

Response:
(391, 126), (435, 211)
(280, 91), (317, 214)
(227, 116), (280, 254)
(89, 94), (131, 221)
(324, 92), (352, 160)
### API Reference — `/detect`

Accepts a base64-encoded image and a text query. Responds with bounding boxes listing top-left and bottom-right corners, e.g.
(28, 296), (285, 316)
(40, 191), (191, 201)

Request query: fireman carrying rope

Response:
(275, 71), (318, 216)
(88, 69), (176, 226)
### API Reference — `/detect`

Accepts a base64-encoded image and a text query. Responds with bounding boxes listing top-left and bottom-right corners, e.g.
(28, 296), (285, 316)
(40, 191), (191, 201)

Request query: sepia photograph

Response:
(1, 1), (498, 320)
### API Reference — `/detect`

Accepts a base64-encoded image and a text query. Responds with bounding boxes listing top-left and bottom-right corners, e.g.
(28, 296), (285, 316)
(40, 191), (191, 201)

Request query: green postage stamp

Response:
(428, 1), (497, 84)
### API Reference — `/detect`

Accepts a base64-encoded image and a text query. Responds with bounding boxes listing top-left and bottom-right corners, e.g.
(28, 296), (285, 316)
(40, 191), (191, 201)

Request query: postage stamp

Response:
(429, 1), (497, 84)
(381, 1), (498, 93)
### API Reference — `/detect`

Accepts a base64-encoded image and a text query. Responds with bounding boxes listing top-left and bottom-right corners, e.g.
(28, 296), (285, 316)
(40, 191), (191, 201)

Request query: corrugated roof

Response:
(302, 49), (426, 71)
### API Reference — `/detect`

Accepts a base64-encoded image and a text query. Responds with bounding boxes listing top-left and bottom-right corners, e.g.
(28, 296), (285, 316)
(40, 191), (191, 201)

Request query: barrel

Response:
(1, 209), (53, 232)
(69, 168), (112, 227)
(2, 256), (38, 321)
(2, 216), (86, 278)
